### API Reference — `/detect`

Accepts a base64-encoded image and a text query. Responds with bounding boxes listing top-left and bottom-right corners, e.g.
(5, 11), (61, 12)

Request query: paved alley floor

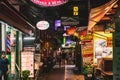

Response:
(65, 65), (85, 80)
(39, 65), (85, 80)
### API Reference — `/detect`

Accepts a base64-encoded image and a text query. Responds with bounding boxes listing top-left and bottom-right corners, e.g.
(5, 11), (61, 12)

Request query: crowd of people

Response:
(37, 50), (74, 73)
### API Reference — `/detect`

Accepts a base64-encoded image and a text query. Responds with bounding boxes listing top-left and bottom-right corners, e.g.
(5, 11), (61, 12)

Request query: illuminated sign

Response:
(21, 51), (34, 77)
(36, 21), (49, 30)
(67, 27), (76, 35)
(73, 6), (79, 16)
(80, 35), (93, 41)
(107, 37), (112, 47)
(31, 0), (68, 7)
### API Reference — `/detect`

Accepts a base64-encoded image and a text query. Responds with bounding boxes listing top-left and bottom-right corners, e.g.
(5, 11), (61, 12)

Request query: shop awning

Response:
(0, 1), (35, 35)
(88, 0), (118, 31)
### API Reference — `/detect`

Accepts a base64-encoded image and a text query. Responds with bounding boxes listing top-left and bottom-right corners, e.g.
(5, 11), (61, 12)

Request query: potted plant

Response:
(22, 70), (30, 80)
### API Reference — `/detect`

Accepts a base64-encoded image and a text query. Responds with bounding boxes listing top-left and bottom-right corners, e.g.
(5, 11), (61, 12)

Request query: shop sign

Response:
(31, 0), (68, 7)
(36, 21), (49, 30)
(21, 51), (34, 77)
(81, 40), (93, 66)
(73, 6), (79, 16)
(107, 37), (112, 47)
(61, 17), (79, 26)
(66, 27), (76, 35)
(80, 35), (93, 41)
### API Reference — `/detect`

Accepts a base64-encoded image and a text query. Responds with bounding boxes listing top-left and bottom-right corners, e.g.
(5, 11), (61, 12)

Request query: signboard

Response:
(73, 6), (79, 16)
(21, 51), (34, 77)
(107, 37), (112, 47)
(36, 21), (49, 30)
(31, 0), (68, 7)
(80, 35), (93, 41)
(61, 17), (79, 26)
(82, 40), (93, 65)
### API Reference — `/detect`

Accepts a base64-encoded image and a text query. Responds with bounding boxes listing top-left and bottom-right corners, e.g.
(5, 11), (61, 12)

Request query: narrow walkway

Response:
(39, 65), (85, 80)
(65, 65), (85, 80)
(40, 67), (65, 80)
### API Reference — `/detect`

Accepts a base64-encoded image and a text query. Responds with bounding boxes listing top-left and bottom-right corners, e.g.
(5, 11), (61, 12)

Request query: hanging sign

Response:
(61, 17), (79, 26)
(73, 6), (79, 16)
(31, 0), (68, 7)
(36, 21), (49, 30)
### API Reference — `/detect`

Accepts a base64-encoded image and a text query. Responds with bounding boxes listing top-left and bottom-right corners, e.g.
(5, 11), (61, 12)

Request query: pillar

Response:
(15, 31), (22, 79)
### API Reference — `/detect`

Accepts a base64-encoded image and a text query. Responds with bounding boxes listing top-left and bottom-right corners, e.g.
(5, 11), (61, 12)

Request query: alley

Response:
(39, 65), (85, 80)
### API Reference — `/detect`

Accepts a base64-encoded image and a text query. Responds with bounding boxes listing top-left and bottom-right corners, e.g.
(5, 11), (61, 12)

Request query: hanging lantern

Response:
(66, 27), (76, 35)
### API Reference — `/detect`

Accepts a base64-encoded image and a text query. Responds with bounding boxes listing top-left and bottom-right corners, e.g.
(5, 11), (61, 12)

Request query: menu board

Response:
(21, 51), (34, 77)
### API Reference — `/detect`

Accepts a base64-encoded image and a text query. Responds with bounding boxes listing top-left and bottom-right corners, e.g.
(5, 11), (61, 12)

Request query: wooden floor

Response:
(39, 65), (85, 80)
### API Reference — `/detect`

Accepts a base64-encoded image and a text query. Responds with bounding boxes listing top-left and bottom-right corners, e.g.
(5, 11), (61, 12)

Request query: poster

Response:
(95, 39), (112, 58)
(21, 51), (34, 77)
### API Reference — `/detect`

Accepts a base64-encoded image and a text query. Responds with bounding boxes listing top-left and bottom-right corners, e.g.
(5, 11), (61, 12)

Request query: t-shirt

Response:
(0, 58), (9, 73)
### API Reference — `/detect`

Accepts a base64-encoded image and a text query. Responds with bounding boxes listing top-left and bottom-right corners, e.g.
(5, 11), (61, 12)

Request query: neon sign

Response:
(31, 0), (68, 7)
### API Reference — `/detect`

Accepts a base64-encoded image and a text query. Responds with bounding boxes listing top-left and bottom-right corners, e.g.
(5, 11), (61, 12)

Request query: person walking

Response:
(0, 51), (10, 80)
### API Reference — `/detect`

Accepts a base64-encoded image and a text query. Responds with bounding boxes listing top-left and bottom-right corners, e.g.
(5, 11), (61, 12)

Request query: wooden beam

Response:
(0, 1), (35, 35)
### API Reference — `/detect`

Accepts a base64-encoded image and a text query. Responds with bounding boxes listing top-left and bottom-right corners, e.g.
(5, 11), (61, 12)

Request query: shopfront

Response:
(0, 21), (23, 79)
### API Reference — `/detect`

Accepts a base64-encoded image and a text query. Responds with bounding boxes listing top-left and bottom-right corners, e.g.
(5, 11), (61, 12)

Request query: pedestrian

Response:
(61, 51), (66, 65)
(35, 59), (43, 80)
(0, 51), (10, 80)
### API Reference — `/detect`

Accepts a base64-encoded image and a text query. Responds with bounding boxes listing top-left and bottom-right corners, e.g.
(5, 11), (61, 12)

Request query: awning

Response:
(0, 1), (35, 35)
(88, 0), (118, 31)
